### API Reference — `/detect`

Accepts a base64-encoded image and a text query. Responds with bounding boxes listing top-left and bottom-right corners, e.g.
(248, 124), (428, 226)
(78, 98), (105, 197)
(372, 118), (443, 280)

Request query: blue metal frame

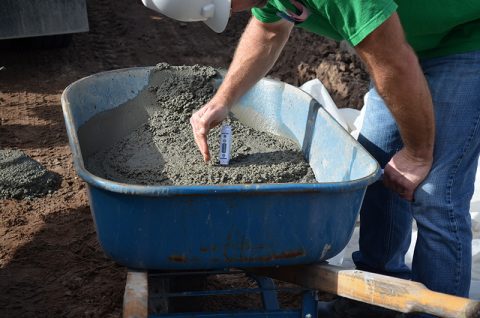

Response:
(149, 311), (302, 318)
(250, 275), (280, 310)
(147, 270), (318, 318)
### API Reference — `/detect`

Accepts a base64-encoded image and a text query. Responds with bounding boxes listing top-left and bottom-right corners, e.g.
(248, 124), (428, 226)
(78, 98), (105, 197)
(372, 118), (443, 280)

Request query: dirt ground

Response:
(0, 1), (368, 317)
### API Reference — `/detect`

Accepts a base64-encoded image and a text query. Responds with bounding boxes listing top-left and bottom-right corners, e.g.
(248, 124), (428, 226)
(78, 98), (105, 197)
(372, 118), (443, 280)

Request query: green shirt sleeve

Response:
(251, 3), (282, 24)
(251, 0), (398, 47)
(324, 0), (398, 46)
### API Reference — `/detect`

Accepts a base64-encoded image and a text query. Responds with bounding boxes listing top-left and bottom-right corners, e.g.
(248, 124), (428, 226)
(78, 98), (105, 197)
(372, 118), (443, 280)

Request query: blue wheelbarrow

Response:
(61, 67), (480, 318)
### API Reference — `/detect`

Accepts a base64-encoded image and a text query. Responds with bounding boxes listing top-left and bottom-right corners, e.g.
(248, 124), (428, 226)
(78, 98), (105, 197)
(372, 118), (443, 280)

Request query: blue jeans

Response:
(352, 50), (480, 298)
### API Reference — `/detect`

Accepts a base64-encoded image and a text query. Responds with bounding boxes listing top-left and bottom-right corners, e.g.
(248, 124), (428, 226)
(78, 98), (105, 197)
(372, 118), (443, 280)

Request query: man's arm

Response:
(190, 17), (293, 162)
(354, 13), (434, 201)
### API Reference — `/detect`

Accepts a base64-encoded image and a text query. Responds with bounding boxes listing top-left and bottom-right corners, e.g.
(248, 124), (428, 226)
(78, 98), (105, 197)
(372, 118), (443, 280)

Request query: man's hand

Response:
(190, 101), (230, 162)
(383, 147), (432, 201)
(189, 18), (292, 162)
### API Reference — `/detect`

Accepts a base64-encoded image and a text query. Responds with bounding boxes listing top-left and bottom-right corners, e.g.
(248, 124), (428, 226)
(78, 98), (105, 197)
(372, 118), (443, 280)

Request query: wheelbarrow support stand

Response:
(124, 271), (148, 318)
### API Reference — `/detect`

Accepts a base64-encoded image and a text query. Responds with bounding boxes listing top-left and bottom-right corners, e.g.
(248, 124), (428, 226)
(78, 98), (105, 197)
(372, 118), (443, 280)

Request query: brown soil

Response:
(0, 0), (368, 317)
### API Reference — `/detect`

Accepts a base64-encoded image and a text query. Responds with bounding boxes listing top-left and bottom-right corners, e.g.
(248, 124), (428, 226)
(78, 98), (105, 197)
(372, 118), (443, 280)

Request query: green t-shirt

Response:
(252, 0), (480, 58)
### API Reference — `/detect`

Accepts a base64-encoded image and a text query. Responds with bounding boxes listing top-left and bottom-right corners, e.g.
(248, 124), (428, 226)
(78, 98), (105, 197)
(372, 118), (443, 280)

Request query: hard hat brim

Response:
(203, 0), (231, 33)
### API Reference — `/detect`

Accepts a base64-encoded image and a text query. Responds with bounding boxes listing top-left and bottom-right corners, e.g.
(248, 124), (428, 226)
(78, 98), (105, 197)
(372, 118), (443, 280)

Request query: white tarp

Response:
(300, 79), (480, 299)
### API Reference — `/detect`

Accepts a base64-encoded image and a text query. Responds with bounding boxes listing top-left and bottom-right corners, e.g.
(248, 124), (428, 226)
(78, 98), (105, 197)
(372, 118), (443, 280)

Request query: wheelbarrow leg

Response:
(251, 264), (480, 318)
(301, 290), (318, 318)
(249, 274), (280, 310)
(123, 270), (148, 318)
(250, 273), (318, 318)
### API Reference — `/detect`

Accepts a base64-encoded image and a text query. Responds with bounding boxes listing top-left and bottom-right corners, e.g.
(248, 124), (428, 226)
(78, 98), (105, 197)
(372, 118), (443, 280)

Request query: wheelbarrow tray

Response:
(61, 67), (380, 270)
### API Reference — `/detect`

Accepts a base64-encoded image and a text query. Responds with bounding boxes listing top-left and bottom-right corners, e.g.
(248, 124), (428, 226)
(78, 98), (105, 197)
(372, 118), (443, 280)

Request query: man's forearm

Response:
(213, 17), (293, 108)
(372, 46), (434, 160)
(355, 13), (434, 161)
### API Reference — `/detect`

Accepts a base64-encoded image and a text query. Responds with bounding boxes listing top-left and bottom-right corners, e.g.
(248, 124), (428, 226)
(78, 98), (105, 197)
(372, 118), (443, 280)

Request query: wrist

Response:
(210, 94), (233, 110)
(403, 146), (433, 163)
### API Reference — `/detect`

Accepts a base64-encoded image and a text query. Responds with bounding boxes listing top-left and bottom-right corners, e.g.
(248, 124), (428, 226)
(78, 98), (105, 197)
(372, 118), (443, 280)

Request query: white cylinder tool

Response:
(219, 124), (232, 165)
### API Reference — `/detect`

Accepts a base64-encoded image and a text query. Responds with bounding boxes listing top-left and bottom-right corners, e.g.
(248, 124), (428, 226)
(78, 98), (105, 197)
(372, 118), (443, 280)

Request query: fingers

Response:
(190, 102), (230, 163)
(382, 165), (415, 201)
(190, 111), (211, 162)
(382, 149), (432, 201)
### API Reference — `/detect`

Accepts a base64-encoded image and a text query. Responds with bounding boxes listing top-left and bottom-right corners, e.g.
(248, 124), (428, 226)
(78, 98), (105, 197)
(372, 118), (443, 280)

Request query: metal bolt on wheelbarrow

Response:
(61, 67), (480, 318)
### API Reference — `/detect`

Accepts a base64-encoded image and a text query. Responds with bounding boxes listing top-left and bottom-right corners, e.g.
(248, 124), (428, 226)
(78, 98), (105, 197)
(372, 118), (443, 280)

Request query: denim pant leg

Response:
(411, 51), (480, 297)
(352, 88), (413, 279)
(353, 50), (480, 298)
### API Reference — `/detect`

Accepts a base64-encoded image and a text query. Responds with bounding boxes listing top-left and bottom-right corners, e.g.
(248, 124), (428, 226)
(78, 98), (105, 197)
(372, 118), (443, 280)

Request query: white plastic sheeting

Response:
(300, 79), (480, 299)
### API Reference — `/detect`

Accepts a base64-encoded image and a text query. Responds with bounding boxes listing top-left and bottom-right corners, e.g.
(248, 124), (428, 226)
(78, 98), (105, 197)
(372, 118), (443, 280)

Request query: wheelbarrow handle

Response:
(250, 264), (480, 318)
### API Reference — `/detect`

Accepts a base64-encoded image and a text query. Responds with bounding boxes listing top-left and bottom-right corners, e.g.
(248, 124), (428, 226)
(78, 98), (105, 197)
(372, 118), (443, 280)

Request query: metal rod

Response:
(149, 287), (309, 299)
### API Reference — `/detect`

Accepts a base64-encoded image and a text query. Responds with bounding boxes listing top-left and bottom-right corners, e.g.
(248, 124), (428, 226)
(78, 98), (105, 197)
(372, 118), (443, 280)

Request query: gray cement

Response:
(0, 149), (60, 199)
(84, 64), (316, 186)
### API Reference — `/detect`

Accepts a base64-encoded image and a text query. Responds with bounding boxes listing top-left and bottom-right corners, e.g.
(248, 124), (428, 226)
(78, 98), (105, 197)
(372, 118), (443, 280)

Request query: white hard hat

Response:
(142, 0), (231, 33)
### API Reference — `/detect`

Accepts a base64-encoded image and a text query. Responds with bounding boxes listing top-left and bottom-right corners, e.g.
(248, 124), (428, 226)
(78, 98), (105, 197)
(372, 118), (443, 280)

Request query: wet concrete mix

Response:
(83, 64), (316, 186)
(0, 149), (60, 199)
